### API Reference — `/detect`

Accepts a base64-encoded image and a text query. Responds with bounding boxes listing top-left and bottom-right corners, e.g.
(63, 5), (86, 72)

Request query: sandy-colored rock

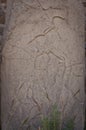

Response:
(1, 0), (85, 130)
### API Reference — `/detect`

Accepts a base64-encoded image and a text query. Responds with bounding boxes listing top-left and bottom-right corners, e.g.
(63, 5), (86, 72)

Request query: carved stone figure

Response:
(1, 0), (85, 130)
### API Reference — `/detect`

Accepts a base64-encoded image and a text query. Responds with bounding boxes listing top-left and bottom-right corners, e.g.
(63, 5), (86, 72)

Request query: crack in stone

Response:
(32, 96), (41, 111)
(20, 0), (38, 10)
(42, 86), (51, 102)
(47, 50), (65, 61)
(66, 62), (83, 68)
(73, 89), (80, 97)
(27, 26), (55, 45)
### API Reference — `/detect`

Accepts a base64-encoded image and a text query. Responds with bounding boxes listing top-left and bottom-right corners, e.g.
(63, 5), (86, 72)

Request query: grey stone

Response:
(1, 0), (85, 130)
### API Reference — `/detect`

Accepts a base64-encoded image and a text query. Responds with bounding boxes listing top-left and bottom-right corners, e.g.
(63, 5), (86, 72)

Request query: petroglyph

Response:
(1, 0), (85, 130)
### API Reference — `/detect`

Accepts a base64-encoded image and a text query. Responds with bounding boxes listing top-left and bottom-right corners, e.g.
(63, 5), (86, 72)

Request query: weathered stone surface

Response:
(1, 0), (85, 130)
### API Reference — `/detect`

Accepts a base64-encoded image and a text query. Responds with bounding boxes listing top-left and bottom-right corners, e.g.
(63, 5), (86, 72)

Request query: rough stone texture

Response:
(0, 1), (7, 129)
(1, 0), (85, 130)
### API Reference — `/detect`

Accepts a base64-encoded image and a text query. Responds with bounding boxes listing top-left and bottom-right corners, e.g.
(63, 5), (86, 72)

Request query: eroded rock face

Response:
(1, 0), (85, 130)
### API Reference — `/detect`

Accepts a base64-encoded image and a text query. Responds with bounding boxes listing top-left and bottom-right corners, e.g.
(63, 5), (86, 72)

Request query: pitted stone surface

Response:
(1, 0), (85, 130)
